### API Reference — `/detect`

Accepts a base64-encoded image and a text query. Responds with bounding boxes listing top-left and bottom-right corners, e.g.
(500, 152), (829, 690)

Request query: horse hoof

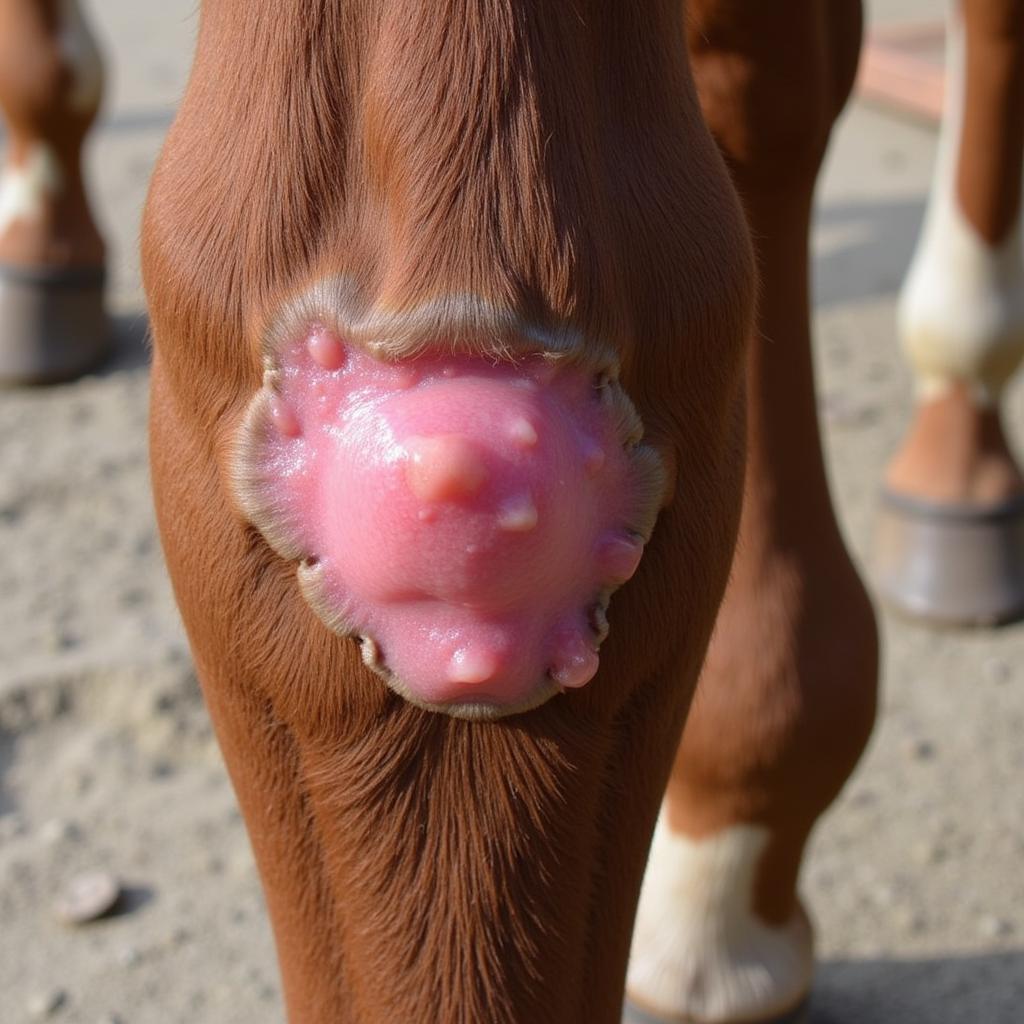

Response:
(873, 488), (1024, 626)
(0, 264), (111, 385)
(622, 996), (809, 1024)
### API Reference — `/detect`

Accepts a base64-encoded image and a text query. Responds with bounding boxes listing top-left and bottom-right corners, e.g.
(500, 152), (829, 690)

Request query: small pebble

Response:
(40, 819), (82, 846)
(27, 989), (67, 1019)
(978, 914), (1014, 939)
(820, 391), (878, 428)
(149, 759), (175, 780)
(57, 768), (93, 798)
(848, 787), (878, 807)
(152, 690), (178, 715)
(871, 883), (895, 907)
(894, 906), (928, 934)
(116, 945), (141, 968)
(55, 630), (79, 651)
(910, 840), (948, 866)
(54, 870), (121, 925)
(118, 586), (147, 609)
(0, 812), (27, 841)
(908, 738), (936, 761)
(825, 343), (851, 368)
(6, 857), (32, 884)
(984, 656), (1011, 685)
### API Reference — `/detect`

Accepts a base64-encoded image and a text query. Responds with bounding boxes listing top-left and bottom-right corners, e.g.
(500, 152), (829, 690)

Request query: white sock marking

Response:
(899, 5), (1024, 406)
(627, 814), (813, 1023)
(0, 145), (64, 236)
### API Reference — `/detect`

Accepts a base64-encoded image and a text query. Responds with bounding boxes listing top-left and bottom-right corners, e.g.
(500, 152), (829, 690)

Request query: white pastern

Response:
(0, 145), (64, 236)
(57, 0), (104, 114)
(899, 7), (1024, 406)
(627, 814), (812, 1024)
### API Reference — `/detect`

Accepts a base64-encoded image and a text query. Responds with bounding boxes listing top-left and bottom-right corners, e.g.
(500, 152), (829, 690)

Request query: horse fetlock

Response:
(0, 143), (63, 237)
(899, 7), (1024, 407)
(900, 200), (1024, 406)
(627, 816), (813, 1024)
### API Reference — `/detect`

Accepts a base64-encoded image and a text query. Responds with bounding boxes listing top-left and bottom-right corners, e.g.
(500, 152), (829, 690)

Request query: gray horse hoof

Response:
(873, 488), (1024, 627)
(0, 263), (111, 385)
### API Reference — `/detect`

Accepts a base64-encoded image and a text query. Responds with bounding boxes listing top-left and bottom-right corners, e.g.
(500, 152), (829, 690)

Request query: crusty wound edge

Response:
(230, 278), (667, 718)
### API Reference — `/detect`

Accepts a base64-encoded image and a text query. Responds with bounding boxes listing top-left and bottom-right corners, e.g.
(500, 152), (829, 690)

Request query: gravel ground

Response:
(1, 2), (1021, 1022)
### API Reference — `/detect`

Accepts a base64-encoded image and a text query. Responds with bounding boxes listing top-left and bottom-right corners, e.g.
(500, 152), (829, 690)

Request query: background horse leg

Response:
(0, 0), (109, 384)
(877, 0), (1024, 625)
(627, 3), (879, 1021)
(145, 3), (755, 1019)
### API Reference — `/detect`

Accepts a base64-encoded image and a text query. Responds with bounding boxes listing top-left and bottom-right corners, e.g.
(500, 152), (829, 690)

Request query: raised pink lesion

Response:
(232, 288), (666, 719)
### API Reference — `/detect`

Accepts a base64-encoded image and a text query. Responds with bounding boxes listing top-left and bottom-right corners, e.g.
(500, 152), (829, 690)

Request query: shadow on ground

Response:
(813, 197), (926, 309)
(109, 883), (156, 919)
(0, 729), (15, 817)
(98, 311), (151, 376)
(811, 951), (1024, 1024)
(98, 108), (177, 137)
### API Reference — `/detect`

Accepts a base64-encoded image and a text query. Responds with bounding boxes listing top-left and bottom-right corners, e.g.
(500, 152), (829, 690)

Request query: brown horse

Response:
(1, 1), (1021, 1021)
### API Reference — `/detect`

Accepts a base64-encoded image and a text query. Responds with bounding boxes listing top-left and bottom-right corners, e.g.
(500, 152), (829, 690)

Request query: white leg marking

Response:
(899, 6), (1024, 406)
(0, 145), (64, 236)
(57, 0), (104, 114)
(627, 813), (812, 1024)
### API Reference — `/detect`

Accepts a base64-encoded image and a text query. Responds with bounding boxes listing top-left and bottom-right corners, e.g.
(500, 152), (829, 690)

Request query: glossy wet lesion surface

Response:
(235, 321), (658, 714)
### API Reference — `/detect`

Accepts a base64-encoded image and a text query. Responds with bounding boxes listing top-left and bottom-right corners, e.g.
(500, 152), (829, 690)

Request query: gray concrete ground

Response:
(1, 2), (1022, 1022)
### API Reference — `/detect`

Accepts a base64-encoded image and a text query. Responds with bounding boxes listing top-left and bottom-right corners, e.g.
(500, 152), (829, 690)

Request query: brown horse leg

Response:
(145, 2), (756, 1020)
(626, 3), (878, 1021)
(0, 0), (109, 384)
(877, 0), (1024, 625)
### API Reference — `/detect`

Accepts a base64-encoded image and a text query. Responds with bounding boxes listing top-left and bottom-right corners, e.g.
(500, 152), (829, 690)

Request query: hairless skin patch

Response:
(233, 292), (665, 719)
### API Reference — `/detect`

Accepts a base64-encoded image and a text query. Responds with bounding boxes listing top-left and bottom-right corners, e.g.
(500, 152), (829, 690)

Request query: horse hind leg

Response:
(876, 0), (1024, 626)
(626, 2), (879, 1021)
(0, 0), (110, 384)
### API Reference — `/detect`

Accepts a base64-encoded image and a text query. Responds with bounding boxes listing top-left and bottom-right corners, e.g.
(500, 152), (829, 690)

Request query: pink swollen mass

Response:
(240, 326), (647, 711)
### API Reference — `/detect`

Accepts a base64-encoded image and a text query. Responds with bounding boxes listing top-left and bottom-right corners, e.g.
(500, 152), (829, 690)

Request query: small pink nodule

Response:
(237, 328), (658, 714)
(395, 366), (419, 390)
(583, 441), (606, 477)
(448, 646), (500, 685)
(597, 533), (644, 585)
(405, 435), (489, 504)
(307, 327), (347, 370)
(551, 630), (600, 689)
(497, 494), (538, 532)
(269, 396), (301, 437)
(509, 416), (539, 448)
